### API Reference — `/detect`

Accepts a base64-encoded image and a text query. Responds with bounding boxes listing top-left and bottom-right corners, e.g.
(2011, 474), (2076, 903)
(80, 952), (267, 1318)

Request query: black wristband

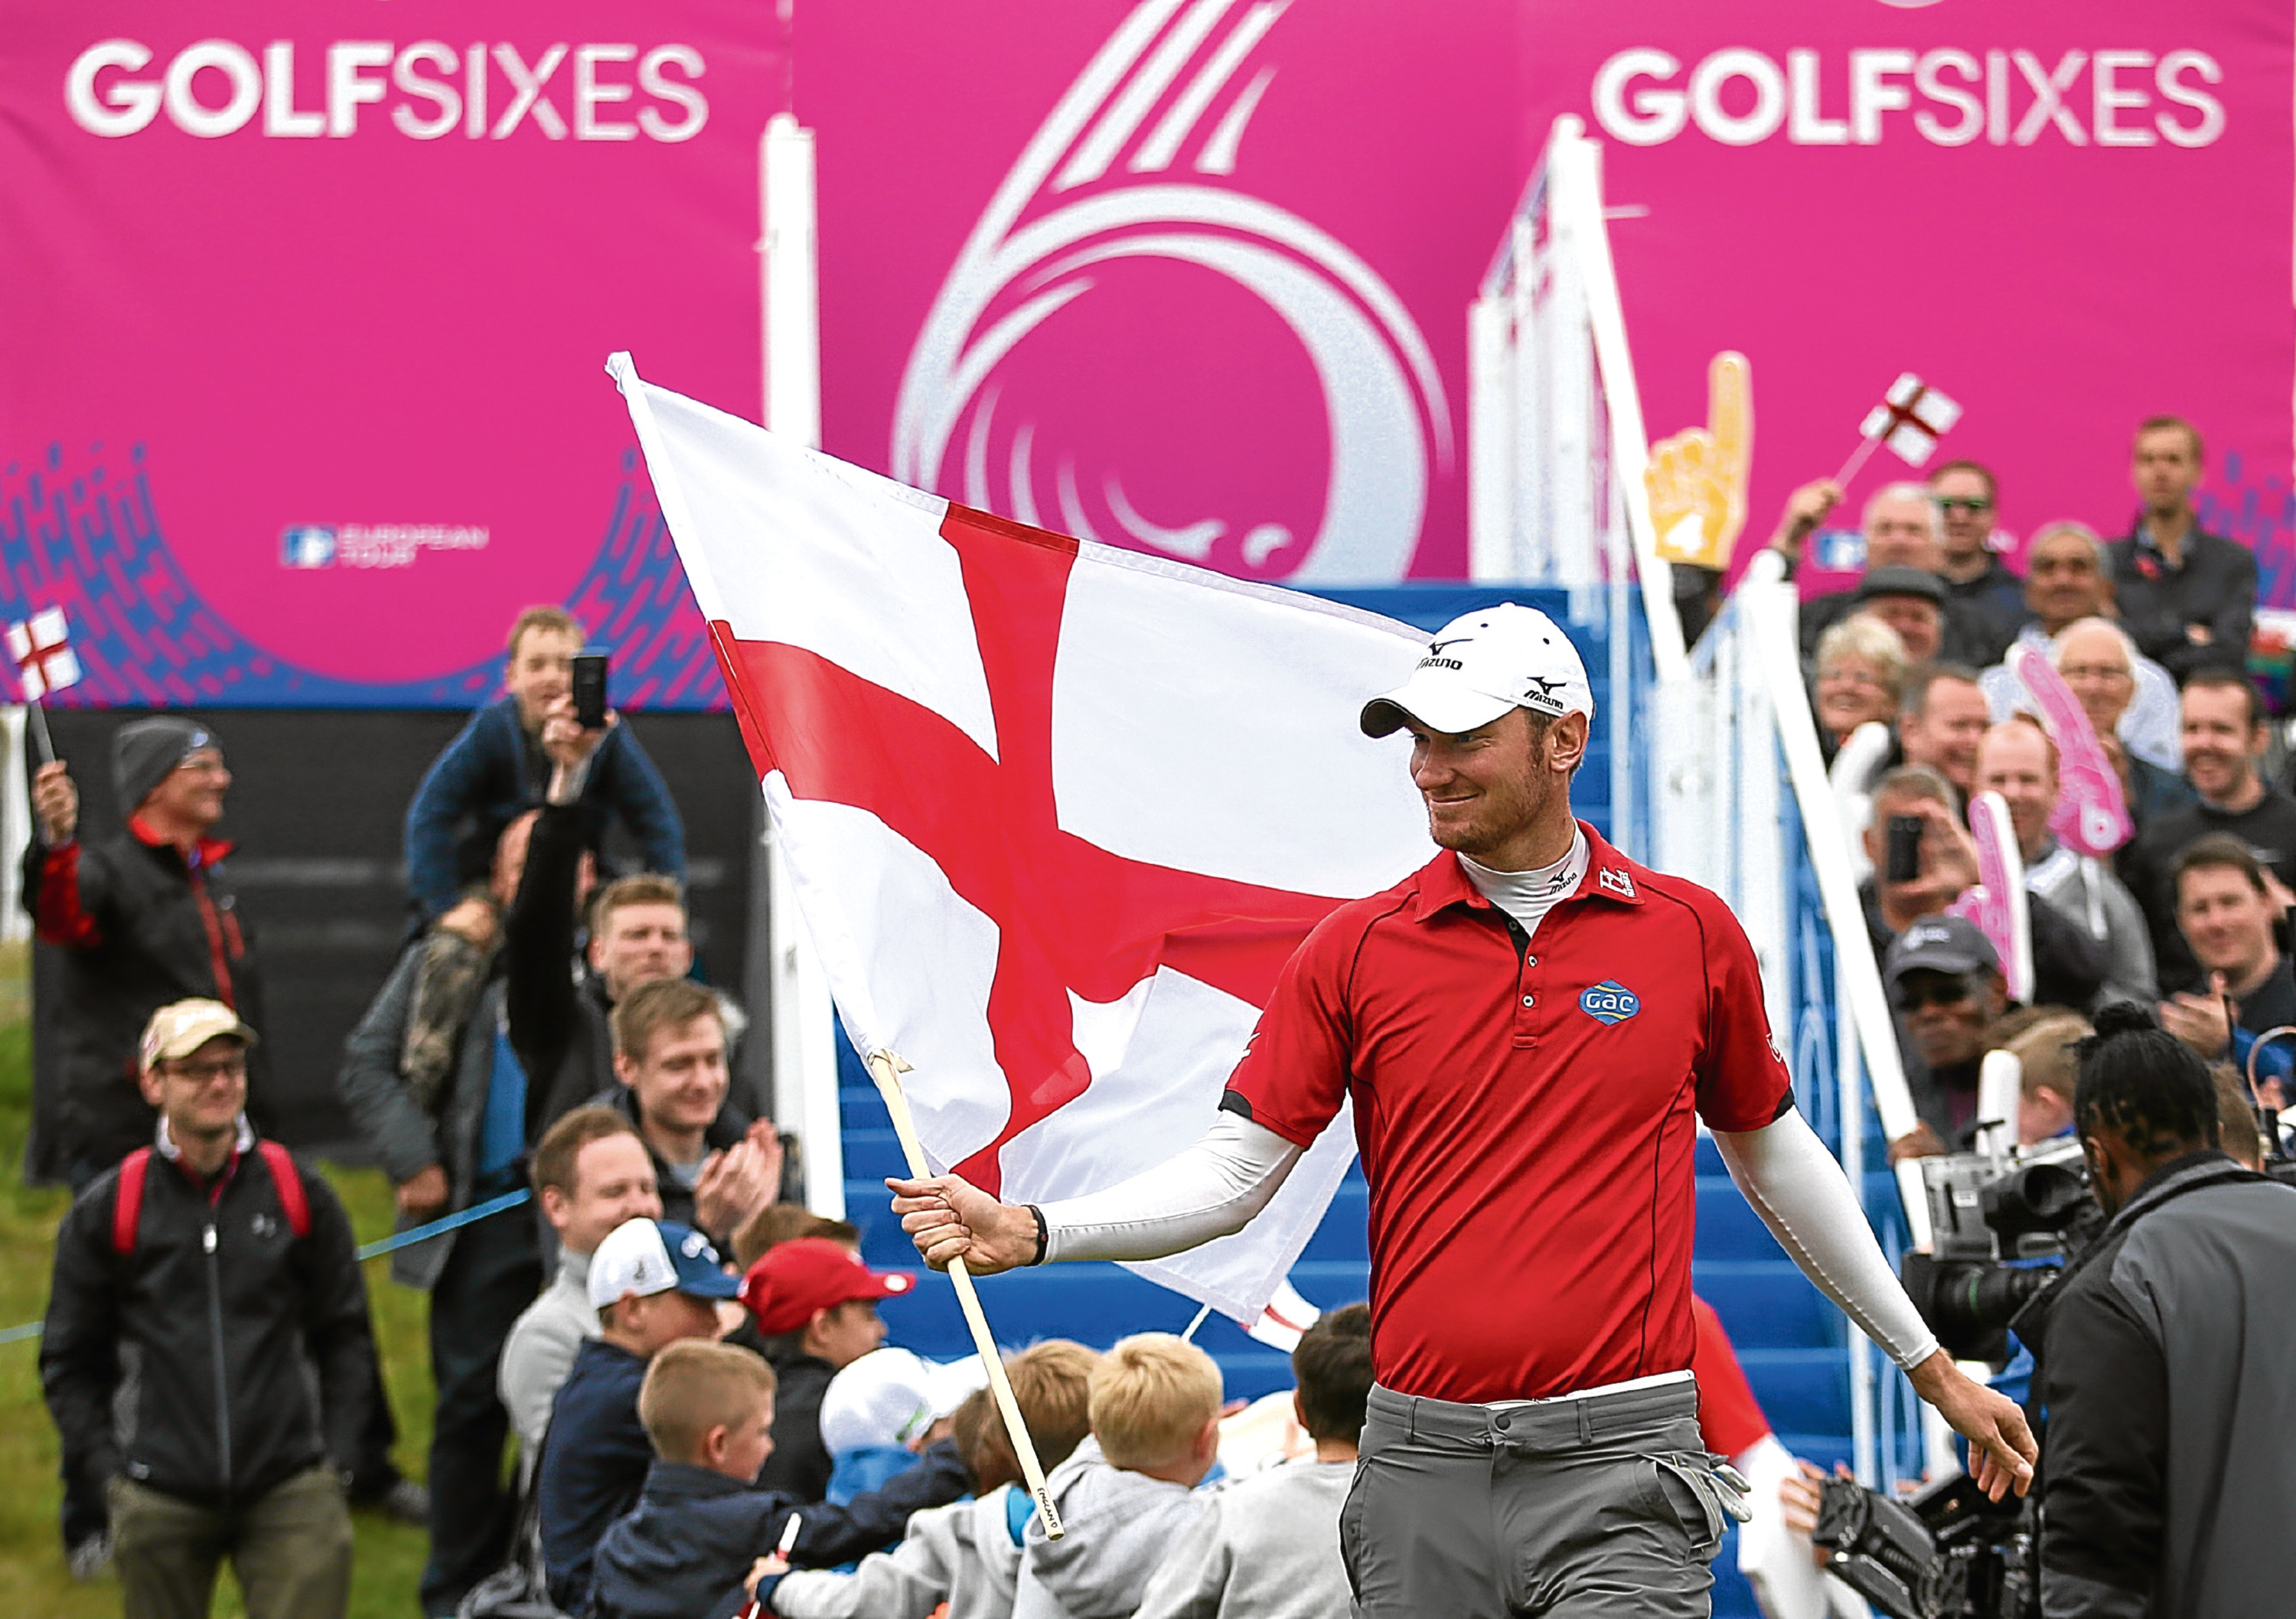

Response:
(1027, 1203), (1049, 1266)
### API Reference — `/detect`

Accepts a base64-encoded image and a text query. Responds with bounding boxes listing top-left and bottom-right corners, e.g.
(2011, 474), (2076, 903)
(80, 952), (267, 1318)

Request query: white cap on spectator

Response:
(587, 1217), (739, 1310)
(927, 1354), (990, 1422)
(820, 1347), (936, 1453)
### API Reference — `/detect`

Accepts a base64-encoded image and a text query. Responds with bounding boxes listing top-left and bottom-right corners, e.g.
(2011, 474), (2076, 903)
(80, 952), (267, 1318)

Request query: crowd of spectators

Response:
(23, 413), (2294, 1617)
(1749, 416), (2291, 1162)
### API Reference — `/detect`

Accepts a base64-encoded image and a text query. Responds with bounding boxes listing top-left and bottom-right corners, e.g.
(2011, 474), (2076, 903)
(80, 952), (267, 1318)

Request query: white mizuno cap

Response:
(1359, 604), (1595, 738)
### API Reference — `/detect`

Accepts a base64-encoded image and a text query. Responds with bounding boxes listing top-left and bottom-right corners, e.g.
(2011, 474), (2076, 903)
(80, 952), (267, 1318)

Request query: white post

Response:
(1605, 475), (1633, 857)
(1546, 118), (1689, 682)
(0, 707), (28, 943)
(762, 113), (821, 441)
(759, 112), (843, 1215)
(1466, 295), (1514, 582)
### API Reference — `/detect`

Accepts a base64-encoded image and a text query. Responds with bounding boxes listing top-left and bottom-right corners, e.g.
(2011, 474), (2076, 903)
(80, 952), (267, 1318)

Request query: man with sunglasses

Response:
(1928, 460), (2024, 655)
(1766, 478), (2007, 668)
(1883, 916), (2013, 1161)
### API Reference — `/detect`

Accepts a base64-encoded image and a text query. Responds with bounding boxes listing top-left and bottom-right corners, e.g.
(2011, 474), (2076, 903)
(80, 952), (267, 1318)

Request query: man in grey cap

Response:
(1883, 915), (2013, 1160)
(893, 603), (2037, 1618)
(24, 717), (272, 1184)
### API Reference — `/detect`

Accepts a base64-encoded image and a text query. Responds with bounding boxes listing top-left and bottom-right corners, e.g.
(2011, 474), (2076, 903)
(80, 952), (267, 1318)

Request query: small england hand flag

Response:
(1858, 374), (1962, 468)
(6, 606), (83, 702)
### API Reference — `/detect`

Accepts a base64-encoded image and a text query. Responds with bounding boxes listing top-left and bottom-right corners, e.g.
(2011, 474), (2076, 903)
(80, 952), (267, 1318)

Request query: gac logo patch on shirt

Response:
(1580, 980), (1640, 1026)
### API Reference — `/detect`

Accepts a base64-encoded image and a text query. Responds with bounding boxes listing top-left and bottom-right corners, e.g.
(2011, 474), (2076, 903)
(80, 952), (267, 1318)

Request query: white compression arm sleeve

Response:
(1712, 1109), (1941, 1371)
(1036, 1112), (1305, 1263)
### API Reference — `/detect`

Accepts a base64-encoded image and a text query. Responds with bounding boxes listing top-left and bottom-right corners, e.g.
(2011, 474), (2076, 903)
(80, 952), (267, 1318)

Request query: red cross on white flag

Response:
(6, 606), (81, 701)
(1857, 373), (1962, 468)
(612, 355), (1434, 1323)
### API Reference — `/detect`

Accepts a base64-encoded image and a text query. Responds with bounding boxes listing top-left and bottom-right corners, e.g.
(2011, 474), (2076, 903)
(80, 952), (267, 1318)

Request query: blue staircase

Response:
(838, 586), (1863, 1617)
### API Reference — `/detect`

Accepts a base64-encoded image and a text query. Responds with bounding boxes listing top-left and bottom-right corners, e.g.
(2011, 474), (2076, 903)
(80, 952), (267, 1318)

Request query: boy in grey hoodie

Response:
(760, 1340), (1101, 1619)
(1010, 1333), (1224, 1619)
(1133, 1304), (1371, 1619)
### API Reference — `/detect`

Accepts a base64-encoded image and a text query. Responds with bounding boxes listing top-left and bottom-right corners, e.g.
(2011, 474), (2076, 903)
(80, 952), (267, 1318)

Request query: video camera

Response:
(1811, 1471), (2036, 1619)
(1897, 1138), (2101, 1362)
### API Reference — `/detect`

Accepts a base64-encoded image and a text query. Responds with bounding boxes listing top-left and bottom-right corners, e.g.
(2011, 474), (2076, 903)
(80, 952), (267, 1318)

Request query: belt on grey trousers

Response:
(1367, 1379), (1700, 1449)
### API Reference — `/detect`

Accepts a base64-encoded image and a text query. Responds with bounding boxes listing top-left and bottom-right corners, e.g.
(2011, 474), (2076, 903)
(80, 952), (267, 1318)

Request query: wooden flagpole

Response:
(865, 1048), (1065, 1539)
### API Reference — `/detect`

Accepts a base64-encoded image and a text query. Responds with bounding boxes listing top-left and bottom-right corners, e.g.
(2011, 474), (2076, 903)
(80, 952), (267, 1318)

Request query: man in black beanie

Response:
(24, 717), (271, 1182)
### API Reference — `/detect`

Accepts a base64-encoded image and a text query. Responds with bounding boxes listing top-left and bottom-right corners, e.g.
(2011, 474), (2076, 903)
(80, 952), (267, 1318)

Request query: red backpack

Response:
(112, 1140), (309, 1255)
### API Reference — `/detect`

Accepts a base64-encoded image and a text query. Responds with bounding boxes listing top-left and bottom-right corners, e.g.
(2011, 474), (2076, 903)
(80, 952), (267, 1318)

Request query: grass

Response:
(0, 943), (435, 1617)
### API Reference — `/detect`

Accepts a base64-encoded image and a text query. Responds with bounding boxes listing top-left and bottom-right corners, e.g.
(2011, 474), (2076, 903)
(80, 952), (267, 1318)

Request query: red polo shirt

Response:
(1226, 822), (1792, 1403)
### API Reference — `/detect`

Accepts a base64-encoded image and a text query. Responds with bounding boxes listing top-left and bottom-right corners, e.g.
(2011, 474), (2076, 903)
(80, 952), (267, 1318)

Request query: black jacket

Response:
(24, 822), (272, 1172)
(1942, 554), (2027, 661)
(2020, 1153), (2296, 1618)
(506, 800), (621, 1138)
(2117, 787), (2296, 994)
(588, 1449), (974, 1619)
(752, 1340), (836, 1502)
(39, 1134), (373, 1512)
(592, 1079), (748, 1245)
(540, 1337), (656, 1611)
(2104, 525), (2256, 681)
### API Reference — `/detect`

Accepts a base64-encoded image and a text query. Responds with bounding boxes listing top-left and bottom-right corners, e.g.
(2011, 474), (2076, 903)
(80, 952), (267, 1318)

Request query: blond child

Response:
(1010, 1333), (1223, 1619)
(1134, 1305), (1371, 1619)
(589, 1340), (969, 1619)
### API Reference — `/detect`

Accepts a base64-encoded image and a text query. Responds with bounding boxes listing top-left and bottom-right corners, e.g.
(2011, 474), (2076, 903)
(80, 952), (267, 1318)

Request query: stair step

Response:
(1734, 1349), (1851, 1438)
(1691, 1261), (1840, 1350)
(1695, 1172), (1908, 1263)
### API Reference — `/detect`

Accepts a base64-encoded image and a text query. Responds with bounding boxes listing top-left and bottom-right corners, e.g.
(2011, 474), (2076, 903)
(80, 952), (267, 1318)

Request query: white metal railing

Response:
(1657, 554), (1935, 1487)
(1469, 116), (1687, 684)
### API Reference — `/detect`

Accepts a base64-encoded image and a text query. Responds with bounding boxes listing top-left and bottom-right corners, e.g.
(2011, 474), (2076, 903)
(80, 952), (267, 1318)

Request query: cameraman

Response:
(2021, 1004), (2296, 1617)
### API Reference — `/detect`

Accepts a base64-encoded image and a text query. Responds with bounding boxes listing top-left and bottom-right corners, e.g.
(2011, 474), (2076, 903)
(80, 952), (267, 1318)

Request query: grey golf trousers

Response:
(1342, 1379), (1737, 1617)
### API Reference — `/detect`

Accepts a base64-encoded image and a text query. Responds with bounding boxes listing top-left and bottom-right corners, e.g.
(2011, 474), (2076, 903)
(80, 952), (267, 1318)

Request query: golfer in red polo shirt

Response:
(892, 604), (2034, 1617)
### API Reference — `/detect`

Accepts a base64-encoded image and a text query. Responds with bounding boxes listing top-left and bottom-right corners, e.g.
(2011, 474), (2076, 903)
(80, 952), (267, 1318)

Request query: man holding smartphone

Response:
(403, 606), (687, 922)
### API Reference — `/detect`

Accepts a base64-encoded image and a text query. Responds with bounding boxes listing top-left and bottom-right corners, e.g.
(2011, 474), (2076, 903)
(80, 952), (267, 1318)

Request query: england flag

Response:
(6, 606), (81, 701)
(1859, 373), (1962, 468)
(611, 354), (1434, 1323)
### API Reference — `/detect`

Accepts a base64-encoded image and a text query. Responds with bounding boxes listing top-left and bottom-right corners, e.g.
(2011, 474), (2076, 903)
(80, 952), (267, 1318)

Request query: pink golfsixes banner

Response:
(4, 0), (2290, 710)
(797, 0), (2294, 597)
(0, 2), (787, 706)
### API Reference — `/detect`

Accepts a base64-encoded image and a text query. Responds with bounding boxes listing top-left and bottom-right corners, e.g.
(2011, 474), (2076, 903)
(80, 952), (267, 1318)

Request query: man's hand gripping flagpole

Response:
(865, 1049), (1065, 1540)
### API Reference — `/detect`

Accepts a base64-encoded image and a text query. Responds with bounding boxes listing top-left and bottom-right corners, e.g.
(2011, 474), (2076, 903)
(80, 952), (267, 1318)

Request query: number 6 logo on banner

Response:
(892, 0), (1451, 583)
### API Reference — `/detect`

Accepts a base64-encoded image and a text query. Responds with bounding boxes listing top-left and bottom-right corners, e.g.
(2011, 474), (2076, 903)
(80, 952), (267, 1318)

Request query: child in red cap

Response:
(738, 1238), (916, 1500)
